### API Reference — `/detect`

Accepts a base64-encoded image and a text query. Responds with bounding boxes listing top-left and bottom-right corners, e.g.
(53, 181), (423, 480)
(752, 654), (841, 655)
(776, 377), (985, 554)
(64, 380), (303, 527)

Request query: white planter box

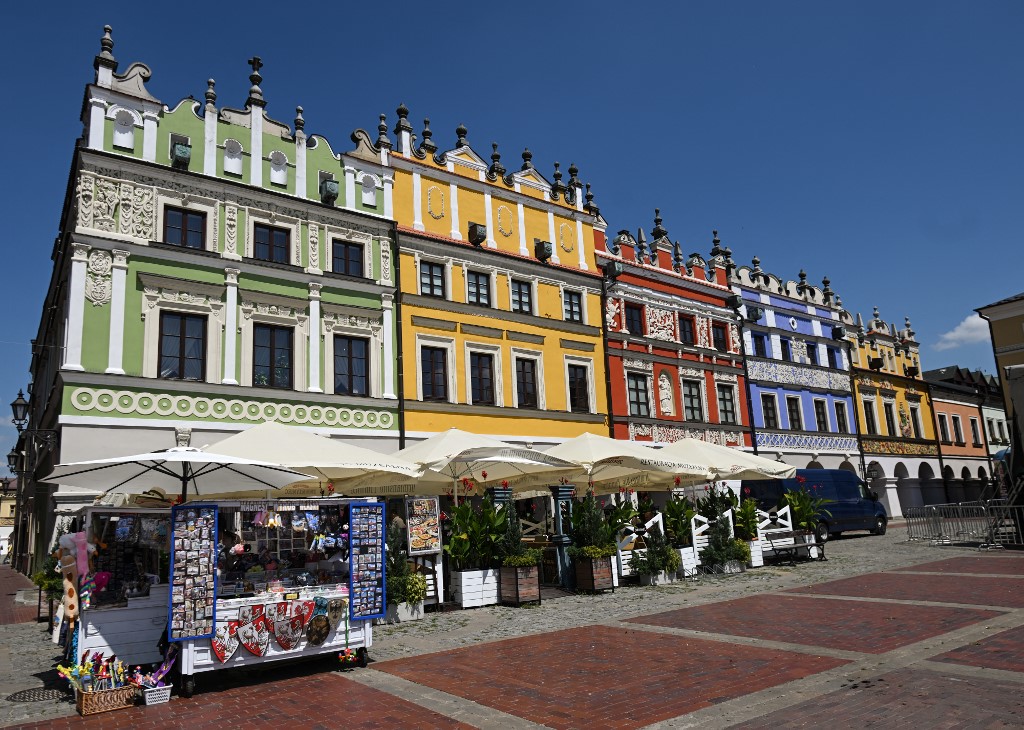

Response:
(748, 540), (764, 568)
(384, 601), (425, 624)
(451, 569), (499, 608)
(639, 571), (673, 586)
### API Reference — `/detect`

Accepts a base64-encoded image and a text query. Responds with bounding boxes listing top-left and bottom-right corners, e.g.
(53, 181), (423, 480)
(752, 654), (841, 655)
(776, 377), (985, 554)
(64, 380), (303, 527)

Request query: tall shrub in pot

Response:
(498, 500), (542, 606)
(444, 495), (505, 608)
(566, 491), (616, 593)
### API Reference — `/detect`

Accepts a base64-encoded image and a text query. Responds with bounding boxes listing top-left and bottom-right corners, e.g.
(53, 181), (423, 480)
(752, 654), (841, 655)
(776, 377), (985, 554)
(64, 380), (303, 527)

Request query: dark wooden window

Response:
(467, 271), (491, 307)
(515, 358), (538, 408)
(511, 279), (532, 314)
(567, 364), (590, 413)
(884, 402), (898, 437)
(332, 240), (364, 277)
(253, 324), (292, 389)
(717, 385), (736, 424)
(835, 401), (849, 433)
(712, 324), (728, 352)
(780, 338), (792, 361)
(627, 373), (650, 417)
(563, 291), (583, 323)
(254, 223), (290, 264)
(420, 262), (445, 298)
(786, 396), (803, 430)
(421, 346), (448, 401)
(159, 312), (206, 381)
(334, 336), (368, 396)
(470, 352), (495, 405)
(970, 418), (982, 446)
(682, 380), (703, 421)
(813, 399), (829, 431)
(952, 415), (965, 444)
(761, 394), (779, 429)
(910, 406), (922, 438)
(752, 333), (767, 358)
(679, 316), (695, 345)
(164, 207), (205, 249)
(625, 304), (644, 336)
(863, 400), (878, 435)
(827, 347), (839, 369)
(806, 341), (819, 366)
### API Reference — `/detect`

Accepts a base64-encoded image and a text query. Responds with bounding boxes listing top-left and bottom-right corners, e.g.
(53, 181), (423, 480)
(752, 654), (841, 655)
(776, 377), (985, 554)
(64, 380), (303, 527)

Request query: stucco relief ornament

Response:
(729, 324), (741, 353)
(308, 224), (319, 269)
(380, 246), (391, 282)
(497, 205), (514, 237)
(646, 307), (675, 341)
(94, 179), (118, 232)
(898, 402), (912, 438)
(225, 206), (238, 254)
(605, 298), (621, 329)
(78, 174), (94, 228)
(658, 372), (675, 416)
(792, 340), (808, 362)
(85, 250), (113, 306)
(695, 315), (710, 349)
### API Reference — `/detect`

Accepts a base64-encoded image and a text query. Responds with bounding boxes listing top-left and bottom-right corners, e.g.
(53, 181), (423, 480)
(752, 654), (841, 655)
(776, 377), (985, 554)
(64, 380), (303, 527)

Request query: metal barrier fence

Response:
(904, 501), (1024, 549)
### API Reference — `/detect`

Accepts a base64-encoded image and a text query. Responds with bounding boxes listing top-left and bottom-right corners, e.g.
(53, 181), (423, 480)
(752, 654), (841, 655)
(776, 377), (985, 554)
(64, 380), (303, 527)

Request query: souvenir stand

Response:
(74, 497), (387, 698)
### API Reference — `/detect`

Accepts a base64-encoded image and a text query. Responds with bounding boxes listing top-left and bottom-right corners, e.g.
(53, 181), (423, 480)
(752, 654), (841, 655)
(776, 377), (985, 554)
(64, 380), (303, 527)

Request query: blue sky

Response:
(1, 1), (1021, 461)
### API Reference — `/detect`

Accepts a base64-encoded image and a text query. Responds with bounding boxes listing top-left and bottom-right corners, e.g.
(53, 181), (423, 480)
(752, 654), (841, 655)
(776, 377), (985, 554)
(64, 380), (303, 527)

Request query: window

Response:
(334, 336), (368, 396)
(987, 418), (996, 441)
(863, 399), (877, 435)
(717, 385), (736, 424)
(679, 316), (695, 345)
(333, 241), (364, 277)
(421, 346), (448, 401)
(467, 271), (491, 307)
(997, 421), (1007, 442)
(627, 373), (651, 418)
(780, 338), (792, 361)
(952, 415), (964, 444)
(835, 401), (849, 433)
(806, 342), (818, 366)
(761, 394), (779, 429)
(515, 358), (538, 409)
(712, 324), (728, 352)
(752, 333), (767, 358)
(254, 223), (290, 264)
(567, 364), (590, 413)
(159, 312), (206, 381)
(883, 403), (897, 436)
(164, 207), (205, 249)
(511, 279), (533, 314)
(826, 347), (839, 369)
(909, 405), (922, 439)
(420, 261), (445, 298)
(563, 290), (583, 323)
(970, 418), (982, 446)
(786, 396), (803, 430)
(253, 324), (293, 389)
(937, 413), (950, 442)
(813, 399), (829, 432)
(682, 380), (703, 421)
(625, 304), (644, 336)
(470, 352), (495, 405)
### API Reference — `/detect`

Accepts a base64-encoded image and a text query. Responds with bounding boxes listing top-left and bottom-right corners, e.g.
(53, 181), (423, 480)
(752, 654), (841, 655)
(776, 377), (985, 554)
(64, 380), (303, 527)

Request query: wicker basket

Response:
(142, 686), (172, 705)
(75, 686), (137, 716)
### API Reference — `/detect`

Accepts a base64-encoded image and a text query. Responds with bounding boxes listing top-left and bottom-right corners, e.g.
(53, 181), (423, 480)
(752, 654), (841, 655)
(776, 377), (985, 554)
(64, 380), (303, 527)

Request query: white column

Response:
(381, 293), (396, 399)
(547, 211), (559, 265)
(576, 219), (587, 270)
(307, 283), (323, 393)
(344, 166), (356, 211)
(483, 192), (496, 248)
(295, 130), (307, 199)
(142, 111), (159, 163)
(63, 243), (90, 372)
(382, 174), (394, 220)
(250, 111), (263, 187)
(449, 182), (461, 240)
(87, 98), (106, 151)
(517, 202), (528, 256)
(105, 250), (130, 374)
(204, 102), (218, 176)
(222, 268), (240, 385)
(412, 171), (424, 231)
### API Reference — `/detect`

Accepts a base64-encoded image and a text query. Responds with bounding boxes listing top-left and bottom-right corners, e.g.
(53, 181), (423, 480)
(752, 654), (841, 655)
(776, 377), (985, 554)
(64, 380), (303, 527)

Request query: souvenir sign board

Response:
(348, 502), (386, 621)
(405, 497), (441, 555)
(168, 504), (218, 642)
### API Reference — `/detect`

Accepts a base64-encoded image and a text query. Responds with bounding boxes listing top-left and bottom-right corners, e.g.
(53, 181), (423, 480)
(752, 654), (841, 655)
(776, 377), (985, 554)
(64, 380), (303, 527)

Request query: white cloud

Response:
(934, 314), (990, 351)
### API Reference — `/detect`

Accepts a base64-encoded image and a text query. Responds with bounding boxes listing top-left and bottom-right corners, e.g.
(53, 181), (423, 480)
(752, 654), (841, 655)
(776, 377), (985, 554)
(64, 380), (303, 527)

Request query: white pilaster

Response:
(204, 103), (217, 176)
(344, 166), (356, 211)
(449, 182), (461, 239)
(105, 250), (130, 374)
(142, 111), (159, 163)
(382, 293), (396, 399)
(295, 130), (307, 199)
(383, 174), (394, 220)
(222, 268), (240, 385)
(483, 192), (496, 248)
(412, 171), (424, 231)
(87, 98), (106, 151)
(517, 202), (528, 256)
(308, 283), (323, 393)
(547, 211), (559, 265)
(250, 111), (263, 187)
(576, 219), (587, 270)
(63, 243), (90, 372)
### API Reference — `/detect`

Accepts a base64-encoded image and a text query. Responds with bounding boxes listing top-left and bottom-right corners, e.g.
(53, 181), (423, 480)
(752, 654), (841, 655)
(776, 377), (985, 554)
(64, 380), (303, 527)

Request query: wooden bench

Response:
(763, 530), (827, 565)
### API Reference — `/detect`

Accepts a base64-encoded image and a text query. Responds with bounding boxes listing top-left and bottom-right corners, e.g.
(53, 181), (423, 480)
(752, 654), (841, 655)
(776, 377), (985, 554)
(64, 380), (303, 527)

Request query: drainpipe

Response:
(844, 338), (870, 483)
(925, 379), (950, 503)
(390, 221), (406, 449)
(728, 298), (759, 454)
(600, 266), (617, 439)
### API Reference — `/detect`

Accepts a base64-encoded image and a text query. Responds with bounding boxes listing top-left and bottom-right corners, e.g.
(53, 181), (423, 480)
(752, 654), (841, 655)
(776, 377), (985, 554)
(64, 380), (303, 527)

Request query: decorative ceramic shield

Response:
(296, 600), (316, 627)
(313, 596), (329, 616)
(264, 601), (290, 635)
(327, 598), (347, 626)
(275, 615), (305, 651)
(238, 604), (265, 626)
(238, 615), (271, 656)
(305, 614), (330, 646)
(211, 621), (240, 663)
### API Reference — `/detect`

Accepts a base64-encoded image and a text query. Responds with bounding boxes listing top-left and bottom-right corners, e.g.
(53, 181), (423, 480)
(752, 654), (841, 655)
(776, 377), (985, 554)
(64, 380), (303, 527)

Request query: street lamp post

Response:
(9, 390), (59, 574)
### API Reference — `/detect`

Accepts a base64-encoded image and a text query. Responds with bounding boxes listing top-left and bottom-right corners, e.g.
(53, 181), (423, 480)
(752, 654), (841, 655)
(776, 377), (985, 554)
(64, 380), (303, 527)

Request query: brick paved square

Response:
(375, 624), (847, 729)
(892, 555), (1024, 575)
(625, 594), (999, 653)
(730, 667), (1024, 728)
(790, 572), (1024, 608)
(934, 624), (1024, 673)
(9, 672), (472, 730)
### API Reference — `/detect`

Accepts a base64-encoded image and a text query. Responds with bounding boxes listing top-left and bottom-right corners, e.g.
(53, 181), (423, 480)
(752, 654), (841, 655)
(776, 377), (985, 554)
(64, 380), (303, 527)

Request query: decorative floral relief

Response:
(605, 298), (621, 330)
(94, 180), (118, 232)
(78, 173), (94, 229)
(118, 183), (135, 236)
(85, 250), (113, 307)
(380, 246), (392, 282)
(792, 340), (808, 363)
(629, 422), (743, 447)
(861, 436), (938, 456)
(497, 205), (514, 237)
(646, 307), (676, 341)
(130, 186), (155, 239)
(748, 360), (850, 392)
(308, 224), (320, 269)
(225, 206), (238, 254)
(757, 432), (860, 453)
(622, 358), (649, 371)
(695, 315), (710, 349)
(729, 324), (741, 353)
(427, 186), (445, 220)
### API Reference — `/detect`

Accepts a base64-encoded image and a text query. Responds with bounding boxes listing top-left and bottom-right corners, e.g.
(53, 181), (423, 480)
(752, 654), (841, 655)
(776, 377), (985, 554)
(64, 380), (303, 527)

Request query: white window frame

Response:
(760, 392), (780, 429)
(139, 273), (224, 383)
(834, 399), (849, 434)
(463, 266), (497, 309)
(786, 395), (803, 430)
(246, 209), (301, 267)
(564, 355), (595, 414)
(862, 397), (879, 435)
(508, 275), (537, 316)
(970, 417), (981, 446)
(155, 192), (218, 252)
(716, 383), (738, 425)
(238, 294), (308, 391)
(882, 399), (898, 437)
(413, 252), (453, 300)
(626, 371), (653, 418)
(909, 404), (922, 439)
(937, 413), (950, 442)
(323, 308), (382, 398)
(416, 334), (457, 403)
(680, 376), (707, 423)
(951, 414), (964, 444)
(511, 347), (545, 410)
(464, 341), (504, 407)
(560, 284), (587, 325)
(811, 397), (830, 432)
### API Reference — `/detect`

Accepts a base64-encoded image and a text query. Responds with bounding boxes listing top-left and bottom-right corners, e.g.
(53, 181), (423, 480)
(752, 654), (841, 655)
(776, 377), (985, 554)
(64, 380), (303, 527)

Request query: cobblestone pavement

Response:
(3, 528), (1023, 728)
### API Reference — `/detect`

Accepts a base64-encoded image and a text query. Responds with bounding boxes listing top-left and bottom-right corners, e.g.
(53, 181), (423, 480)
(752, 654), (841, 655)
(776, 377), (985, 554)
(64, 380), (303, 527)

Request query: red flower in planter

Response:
(481, 471), (488, 480)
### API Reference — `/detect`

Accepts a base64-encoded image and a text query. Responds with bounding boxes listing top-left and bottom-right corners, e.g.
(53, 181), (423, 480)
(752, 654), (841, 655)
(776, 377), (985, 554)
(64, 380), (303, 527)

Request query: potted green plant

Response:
(444, 494), (506, 608)
(566, 491), (617, 593)
(498, 502), (543, 606)
(782, 483), (832, 558)
(699, 518), (751, 573)
(664, 493), (698, 576)
(627, 525), (680, 585)
(733, 497), (763, 568)
(384, 523), (428, 623)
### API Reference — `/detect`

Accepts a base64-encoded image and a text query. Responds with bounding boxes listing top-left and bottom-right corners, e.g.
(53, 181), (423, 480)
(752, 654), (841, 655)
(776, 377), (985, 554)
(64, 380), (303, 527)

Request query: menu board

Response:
(168, 504), (218, 642)
(348, 502), (386, 621)
(405, 497), (441, 555)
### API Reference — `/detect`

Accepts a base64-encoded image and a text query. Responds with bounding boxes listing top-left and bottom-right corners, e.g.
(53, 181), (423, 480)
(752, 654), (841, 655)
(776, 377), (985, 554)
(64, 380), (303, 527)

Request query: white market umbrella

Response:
(44, 446), (309, 502)
(544, 432), (715, 495)
(204, 421), (423, 496)
(657, 439), (797, 481)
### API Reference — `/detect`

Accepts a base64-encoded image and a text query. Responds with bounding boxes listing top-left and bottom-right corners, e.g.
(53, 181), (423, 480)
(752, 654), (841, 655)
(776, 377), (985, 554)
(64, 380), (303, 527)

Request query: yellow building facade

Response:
(381, 108), (608, 445)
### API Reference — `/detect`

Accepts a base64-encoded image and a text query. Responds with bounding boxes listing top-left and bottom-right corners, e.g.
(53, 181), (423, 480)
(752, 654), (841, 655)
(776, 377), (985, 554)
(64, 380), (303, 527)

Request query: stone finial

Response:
(710, 230), (723, 258)
(672, 240), (685, 270)
(521, 148), (533, 170)
(584, 182), (599, 215)
(872, 305), (881, 322)
(455, 123), (468, 148)
(904, 316), (914, 338)
(652, 208), (668, 240)
(836, 295), (843, 308)
(489, 143), (505, 176)
(723, 246), (735, 271)
(294, 105), (304, 132)
(568, 162), (580, 187)
(376, 114), (392, 149)
(796, 269), (808, 295)
(856, 311), (865, 332)
(205, 78), (217, 106)
(394, 103), (413, 133)
(822, 275), (833, 303)
(635, 227), (647, 259)
(419, 118), (437, 154)
(551, 162), (565, 197)
(94, 25), (117, 70)
(553, 162), (563, 184)
(246, 56), (265, 107)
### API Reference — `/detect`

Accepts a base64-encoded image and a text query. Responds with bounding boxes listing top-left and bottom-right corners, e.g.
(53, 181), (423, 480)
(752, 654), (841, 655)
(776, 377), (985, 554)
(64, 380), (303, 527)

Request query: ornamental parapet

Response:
(755, 431), (859, 452)
(748, 359), (850, 392)
(629, 422), (745, 447)
(862, 436), (939, 456)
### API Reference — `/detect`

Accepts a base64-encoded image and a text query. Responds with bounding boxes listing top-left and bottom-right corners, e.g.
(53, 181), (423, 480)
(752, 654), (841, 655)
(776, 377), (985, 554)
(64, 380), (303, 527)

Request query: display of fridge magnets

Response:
(296, 600), (315, 627)
(274, 615), (304, 651)
(264, 601), (289, 634)
(211, 621), (240, 663)
(305, 614), (330, 646)
(238, 604), (264, 625)
(327, 599), (346, 626)
(237, 615), (271, 656)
